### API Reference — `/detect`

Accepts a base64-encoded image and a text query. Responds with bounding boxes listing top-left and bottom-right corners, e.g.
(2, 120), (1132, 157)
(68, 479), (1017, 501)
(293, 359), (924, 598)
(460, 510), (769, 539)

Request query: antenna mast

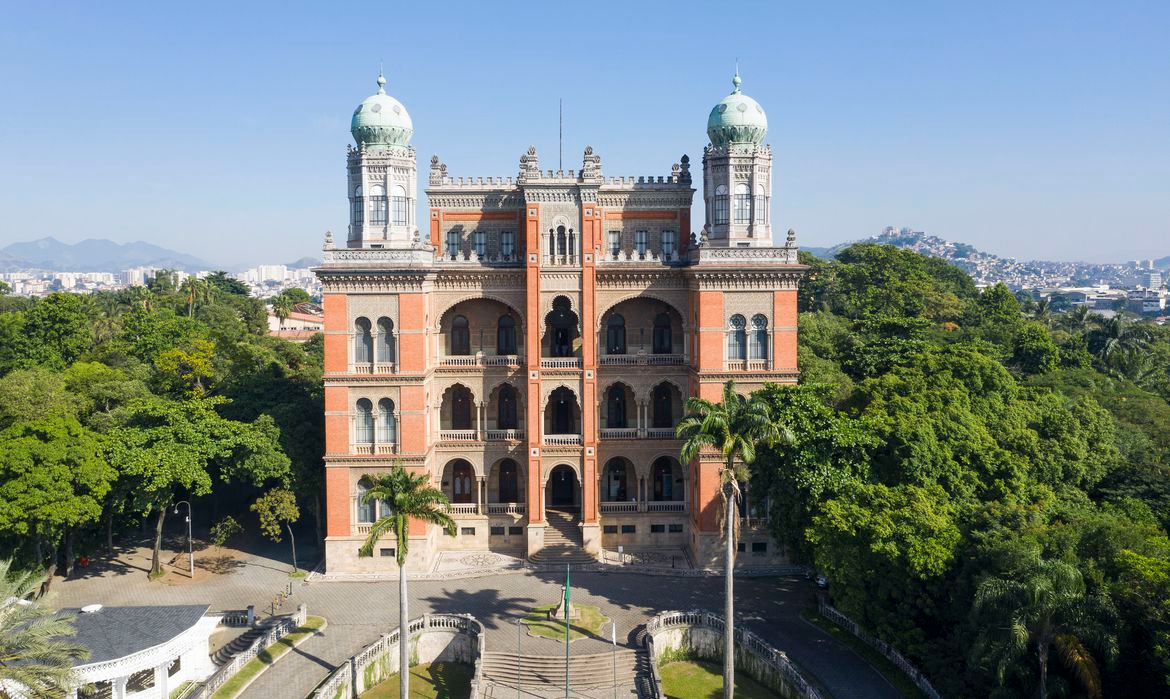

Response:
(559, 98), (563, 172)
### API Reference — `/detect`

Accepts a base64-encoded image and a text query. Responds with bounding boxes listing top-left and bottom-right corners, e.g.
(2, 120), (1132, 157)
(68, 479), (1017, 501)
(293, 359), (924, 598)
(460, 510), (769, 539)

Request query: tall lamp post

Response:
(173, 501), (194, 578)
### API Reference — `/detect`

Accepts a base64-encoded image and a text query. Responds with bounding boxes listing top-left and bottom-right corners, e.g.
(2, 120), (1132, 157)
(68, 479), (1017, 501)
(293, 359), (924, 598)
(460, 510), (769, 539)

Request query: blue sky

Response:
(1, 1), (1166, 267)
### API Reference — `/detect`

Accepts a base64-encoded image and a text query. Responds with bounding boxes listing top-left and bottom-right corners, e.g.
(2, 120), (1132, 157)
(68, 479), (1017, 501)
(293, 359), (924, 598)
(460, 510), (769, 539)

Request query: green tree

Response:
(108, 397), (289, 577)
(972, 556), (1118, 699)
(677, 381), (788, 699)
(251, 489), (301, 572)
(276, 287), (311, 305)
(358, 463), (455, 699)
(17, 293), (93, 370)
(270, 295), (293, 330)
(0, 559), (89, 695)
(179, 276), (213, 319)
(0, 368), (78, 428)
(205, 271), (249, 297)
(0, 418), (115, 586)
(0, 280), (10, 295)
(1012, 323), (1060, 374)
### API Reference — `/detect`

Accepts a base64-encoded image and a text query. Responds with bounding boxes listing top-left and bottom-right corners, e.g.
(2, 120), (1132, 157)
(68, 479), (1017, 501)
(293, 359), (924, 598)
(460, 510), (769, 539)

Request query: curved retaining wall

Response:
(308, 614), (483, 699)
(644, 610), (824, 699)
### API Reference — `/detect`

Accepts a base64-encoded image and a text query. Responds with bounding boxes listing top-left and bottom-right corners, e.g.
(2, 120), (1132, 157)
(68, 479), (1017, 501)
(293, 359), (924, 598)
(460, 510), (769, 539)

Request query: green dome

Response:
(351, 72), (413, 147)
(706, 71), (767, 147)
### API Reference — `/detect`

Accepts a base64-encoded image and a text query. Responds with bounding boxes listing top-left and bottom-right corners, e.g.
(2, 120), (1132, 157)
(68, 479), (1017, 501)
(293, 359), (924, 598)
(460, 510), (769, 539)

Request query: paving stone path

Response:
(53, 544), (900, 699)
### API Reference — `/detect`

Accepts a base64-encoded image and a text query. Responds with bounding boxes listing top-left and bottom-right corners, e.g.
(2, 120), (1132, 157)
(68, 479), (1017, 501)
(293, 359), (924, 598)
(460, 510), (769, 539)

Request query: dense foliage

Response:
(751, 244), (1170, 698)
(0, 274), (323, 584)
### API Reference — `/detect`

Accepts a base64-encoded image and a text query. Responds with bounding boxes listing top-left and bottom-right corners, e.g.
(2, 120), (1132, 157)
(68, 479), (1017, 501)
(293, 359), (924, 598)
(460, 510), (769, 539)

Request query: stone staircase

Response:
(480, 649), (644, 687)
(211, 620), (276, 666)
(529, 509), (596, 565)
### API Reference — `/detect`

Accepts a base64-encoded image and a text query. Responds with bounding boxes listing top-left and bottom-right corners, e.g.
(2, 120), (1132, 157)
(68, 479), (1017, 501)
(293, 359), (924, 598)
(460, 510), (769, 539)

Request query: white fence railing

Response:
(599, 428), (638, 440)
(818, 600), (943, 699)
(485, 429), (524, 441)
(540, 357), (582, 369)
(643, 609), (823, 699)
(446, 503), (479, 516)
(308, 614), (483, 699)
(600, 502), (639, 513)
(645, 501), (686, 512)
(439, 430), (479, 441)
(486, 503), (526, 515)
(598, 353), (685, 366)
(543, 434), (582, 446)
(191, 606), (308, 698)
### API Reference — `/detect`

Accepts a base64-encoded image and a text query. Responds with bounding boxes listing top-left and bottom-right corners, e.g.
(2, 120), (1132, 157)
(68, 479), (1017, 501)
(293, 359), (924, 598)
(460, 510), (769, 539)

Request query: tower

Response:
(347, 72), (418, 248)
(702, 70), (773, 247)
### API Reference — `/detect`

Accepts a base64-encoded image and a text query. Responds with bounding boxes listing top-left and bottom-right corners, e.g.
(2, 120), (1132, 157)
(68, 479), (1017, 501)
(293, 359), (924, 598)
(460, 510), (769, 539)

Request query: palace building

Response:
(316, 70), (805, 573)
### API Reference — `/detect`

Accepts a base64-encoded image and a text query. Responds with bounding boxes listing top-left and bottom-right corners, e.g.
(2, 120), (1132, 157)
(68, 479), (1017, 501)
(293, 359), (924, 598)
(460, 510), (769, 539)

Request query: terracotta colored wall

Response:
(398, 294), (427, 373)
(774, 289), (798, 371)
(524, 203), (544, 523)
(581, 204), (600, 523)
(323, 294), (348, 373)
(324, 386), (349, 454)
(325, 466), (350, 537)
(695, 290), (724, 372)
(398, 384), (427, 454)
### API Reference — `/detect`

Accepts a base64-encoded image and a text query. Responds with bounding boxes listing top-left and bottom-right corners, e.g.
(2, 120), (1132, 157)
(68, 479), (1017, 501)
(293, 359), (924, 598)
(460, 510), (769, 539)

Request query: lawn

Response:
(521, 603), (608, 642)
(209, 615), (327, 699)
(360, 662), (473, 699)
(659, 660), (778, 699)
(800, 608), (929, 699)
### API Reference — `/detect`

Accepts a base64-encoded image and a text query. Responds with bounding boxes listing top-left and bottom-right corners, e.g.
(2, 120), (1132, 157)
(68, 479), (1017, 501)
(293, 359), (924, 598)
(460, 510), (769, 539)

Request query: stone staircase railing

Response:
(189, 605), (307, 699)
(818, 600), (943, 699)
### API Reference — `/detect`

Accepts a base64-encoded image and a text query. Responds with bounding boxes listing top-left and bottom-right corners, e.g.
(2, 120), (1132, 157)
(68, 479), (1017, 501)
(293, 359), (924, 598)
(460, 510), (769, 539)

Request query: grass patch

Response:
(168, 681), (193, 699)
(209, 615), (327, 699)
(800, 608), (929, 699)
(660, 660), (778, 699)
(360, 662), (473, 699)
(289, 569), (308, 579)
(521, 604), (608, 642)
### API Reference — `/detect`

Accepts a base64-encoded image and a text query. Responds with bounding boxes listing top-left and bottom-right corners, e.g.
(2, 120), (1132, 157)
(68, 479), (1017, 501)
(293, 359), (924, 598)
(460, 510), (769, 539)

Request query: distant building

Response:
(1143, 270), (1163, 289)
(267, 303), (324, 341)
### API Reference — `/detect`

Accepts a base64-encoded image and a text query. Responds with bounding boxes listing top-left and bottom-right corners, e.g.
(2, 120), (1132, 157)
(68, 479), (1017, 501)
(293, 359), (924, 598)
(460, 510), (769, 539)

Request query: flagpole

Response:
(565, 563), (571, 699)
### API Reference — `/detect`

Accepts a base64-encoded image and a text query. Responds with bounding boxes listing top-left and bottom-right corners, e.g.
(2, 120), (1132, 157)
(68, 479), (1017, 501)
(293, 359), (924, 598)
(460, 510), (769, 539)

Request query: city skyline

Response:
(1, 1), (1167, 266)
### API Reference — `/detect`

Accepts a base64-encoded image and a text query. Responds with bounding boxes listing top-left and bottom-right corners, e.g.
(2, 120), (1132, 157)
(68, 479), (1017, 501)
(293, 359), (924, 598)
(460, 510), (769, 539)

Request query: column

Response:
(479, 476), (487, 514)
(477, 401), (486, 440)
(155, 662), (170, 697)
(112, 676), (128, 699)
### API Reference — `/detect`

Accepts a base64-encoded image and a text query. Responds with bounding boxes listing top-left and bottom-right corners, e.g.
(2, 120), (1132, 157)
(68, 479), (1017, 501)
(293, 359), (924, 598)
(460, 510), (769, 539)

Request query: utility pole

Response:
(173, 501), (194, 578)
(559, 98), (563, 172)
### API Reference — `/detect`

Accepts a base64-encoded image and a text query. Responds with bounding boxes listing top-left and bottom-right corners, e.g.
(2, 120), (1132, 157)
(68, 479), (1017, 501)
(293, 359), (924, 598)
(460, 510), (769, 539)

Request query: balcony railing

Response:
(645, 428), (677, 439)
(543, 434), (583, 446)
(742, 516), (770, 529)
(600, 501), (688, 514)
(374, 443), (397, 454)
(439, 354), (521, 368)
(439, 430), (478, 441)
(599, 427), (677, 440)
(446, 503), (480, 516)
(486, 502), (526, 516)
(485, 429), (524, 441)
(599, 428), (638, 440)
(350, 362), (396, 374)
(724, 359), (771, 371)
(540, 357), (582, 369)
(599, 353), (685, 366)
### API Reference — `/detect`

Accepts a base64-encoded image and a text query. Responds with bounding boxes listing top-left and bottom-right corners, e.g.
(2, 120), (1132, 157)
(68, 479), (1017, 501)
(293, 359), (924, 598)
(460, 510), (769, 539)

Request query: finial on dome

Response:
(732, 63), (742, 94)
(376, 66), (386, 95)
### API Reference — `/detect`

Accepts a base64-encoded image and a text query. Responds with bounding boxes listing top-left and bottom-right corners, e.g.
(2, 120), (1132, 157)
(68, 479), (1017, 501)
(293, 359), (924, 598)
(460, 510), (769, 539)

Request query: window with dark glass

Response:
(391, 186), (408, 226)
(356, 478), (375, 523)
(661, 230), (676, 259)
(733, 183), (751, 224)
(377, 398), (396, 443)
(496, 315), (516, 355)
(354, 318), (373, 363)
(473, 230), (486, 258)
(652, 384), (673, 428)
(652, 313), (671, 354)
(750, 314), (768, 360)
(369, 185), (388, 225)
(606, 314), (626, 354)
(652, 456), (674, 500)
(497, 385), (517, 430)
(355, 399), (374, 443)
(376, 317), (395, 363)
(451, 387), (473, 429)
(500, 231), (515, 260)
(635, 230), (647, 258)
(714, 185), (729, 224)
(608, 230), (620, 257)
(445, 231), (459, 259)
(497, 458), (518, 502)
(351, 186), (363, 225)
(450, 315), (470, 355)
(606, 386), (627, 429)
(728, 314), (747, 360)
(753, 185), (767, 224)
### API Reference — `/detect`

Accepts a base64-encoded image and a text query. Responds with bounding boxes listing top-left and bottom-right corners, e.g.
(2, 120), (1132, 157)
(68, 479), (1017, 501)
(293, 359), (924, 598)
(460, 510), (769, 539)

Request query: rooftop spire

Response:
(732, 62), (742, 94)
(376, 65), (386, 95)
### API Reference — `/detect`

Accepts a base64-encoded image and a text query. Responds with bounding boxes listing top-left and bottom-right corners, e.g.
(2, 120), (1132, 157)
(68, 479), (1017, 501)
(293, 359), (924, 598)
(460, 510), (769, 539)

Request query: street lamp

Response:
(173, 501), (194, 578)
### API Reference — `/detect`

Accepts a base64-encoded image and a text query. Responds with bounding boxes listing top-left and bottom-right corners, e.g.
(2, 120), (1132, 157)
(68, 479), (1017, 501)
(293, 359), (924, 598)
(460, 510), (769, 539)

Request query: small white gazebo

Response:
(65, 604), (220, 699)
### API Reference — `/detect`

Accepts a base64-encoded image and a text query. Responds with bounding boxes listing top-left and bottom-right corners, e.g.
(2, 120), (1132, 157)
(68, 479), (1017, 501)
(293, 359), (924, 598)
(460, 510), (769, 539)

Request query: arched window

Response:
(351, 185), (364, 225)
(754, 184), (768, 224)
(548, 387), (577, 434)
(604, 458), (629, 502)
(727, 315), (747, 360)
(714, 185), (729, 225)
(497, 385), (518, 430)
(497, 459), (518, 503)
(733, 183), (751, 224)
(652, 313), (672, 354)
(356, 477), (376, 523)
(450, 385), (473, 430)
(652, 457), (675, 501)
(556, 226), (568, 258)
(606, 385), (627, 429)
(497, 315), (516, 355)
(391, 185), (408, 226)
(376, 317), (395, 363)
(355, 399), (374, 444)
(369, 185), (387, 225)
(377, 398), (396, 444)
(606, 314), (626, 355)
(652, 383), (673, 429)
(354, 318), (373, 364)
(451, 460), (474, 504)
(450, 315), (470, 355)
(546, 297), (577, 358)
(750, 314), (769, 360)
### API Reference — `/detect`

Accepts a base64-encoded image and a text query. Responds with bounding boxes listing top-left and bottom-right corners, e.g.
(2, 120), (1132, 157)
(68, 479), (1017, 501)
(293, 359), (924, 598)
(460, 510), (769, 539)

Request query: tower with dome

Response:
(316, 70), (805, 575)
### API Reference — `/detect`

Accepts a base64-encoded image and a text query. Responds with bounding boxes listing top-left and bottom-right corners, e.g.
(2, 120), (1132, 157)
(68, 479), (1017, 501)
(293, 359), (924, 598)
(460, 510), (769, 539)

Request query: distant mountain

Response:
(284, 256), (321, 268)
(0, 237), (213, 273)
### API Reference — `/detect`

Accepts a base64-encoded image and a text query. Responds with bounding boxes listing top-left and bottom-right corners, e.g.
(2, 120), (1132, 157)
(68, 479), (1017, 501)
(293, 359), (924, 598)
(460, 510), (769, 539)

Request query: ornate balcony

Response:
(446, 503), (480, 516)
(598, 353), (685, 366)
(540, 357), (582, 370)
(724, 359), (770, 371)
(439, 354), (521, 368)
(599, 501), (688, 514)
(599, 428), (638, 440)
(543, 434), (582, 446)
(485, 429), (524, 441)
(439, 430), (478, 441)
(486, 503), (526, 516)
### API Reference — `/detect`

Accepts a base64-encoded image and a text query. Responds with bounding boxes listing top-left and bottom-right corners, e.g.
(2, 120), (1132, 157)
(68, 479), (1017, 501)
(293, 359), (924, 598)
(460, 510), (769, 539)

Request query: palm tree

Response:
(1031, 297), (1052, 326)
(676, 381), (788, 699)
(271, 295), (293, 330)
(0, 559), (89, 696)
(1092, 313), (1151, 362)
(1060, 304), (1095, 334)
(359, 463), (456, 699)
(180, 277), (213, 319)
(972, 557), (1117, 699)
